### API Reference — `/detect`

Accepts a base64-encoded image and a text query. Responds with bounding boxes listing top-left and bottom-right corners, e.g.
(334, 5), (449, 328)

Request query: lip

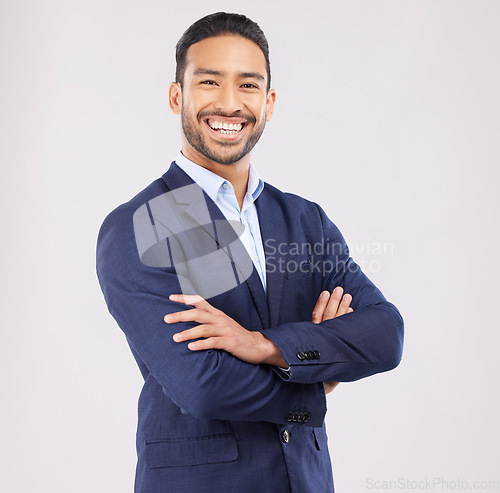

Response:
(204, 116), (249, 125)
(203, 118), (249, 141)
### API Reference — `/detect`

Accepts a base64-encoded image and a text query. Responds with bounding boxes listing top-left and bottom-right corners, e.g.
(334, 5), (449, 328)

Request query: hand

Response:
(165, 294), (287, 367)
(312, 287), (354, 394)
(312, 287), (353, 324)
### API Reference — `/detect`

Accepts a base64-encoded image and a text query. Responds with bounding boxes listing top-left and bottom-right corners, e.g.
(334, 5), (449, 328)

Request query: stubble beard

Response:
(181, 106), (266, 165)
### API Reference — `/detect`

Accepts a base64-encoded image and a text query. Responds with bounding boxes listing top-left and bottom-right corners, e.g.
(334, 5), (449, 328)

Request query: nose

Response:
(214, 85), (243, 114)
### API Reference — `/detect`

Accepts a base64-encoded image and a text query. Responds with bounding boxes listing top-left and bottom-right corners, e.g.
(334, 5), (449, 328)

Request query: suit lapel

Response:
(161, 162), (271, 330)
(255, 188), (287, 329)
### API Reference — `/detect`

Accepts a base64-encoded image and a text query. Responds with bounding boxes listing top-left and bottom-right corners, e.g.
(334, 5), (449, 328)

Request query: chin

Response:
(204, 145), (249, 165)
(211, 155), (244, 166)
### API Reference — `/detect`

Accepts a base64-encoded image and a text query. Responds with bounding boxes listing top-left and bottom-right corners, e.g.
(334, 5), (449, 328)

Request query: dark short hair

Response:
(175, 12), (271, 91)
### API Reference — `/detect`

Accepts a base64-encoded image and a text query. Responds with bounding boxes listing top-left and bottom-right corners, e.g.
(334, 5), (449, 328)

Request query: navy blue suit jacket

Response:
(96, 161), (404, 492)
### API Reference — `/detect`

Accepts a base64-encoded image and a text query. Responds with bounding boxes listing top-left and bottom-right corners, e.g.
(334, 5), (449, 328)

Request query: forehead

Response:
(184, 35), (267, 79)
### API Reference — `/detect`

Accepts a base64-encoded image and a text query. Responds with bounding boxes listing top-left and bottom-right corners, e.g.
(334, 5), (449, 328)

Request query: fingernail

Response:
(165, 314), (172, 322)
(188, 342), (198, 350)
(173, 333), (181, 341)
(335, 286), (343, 293)
(344, 294), (351, 301)
(321, 291), (329, 299)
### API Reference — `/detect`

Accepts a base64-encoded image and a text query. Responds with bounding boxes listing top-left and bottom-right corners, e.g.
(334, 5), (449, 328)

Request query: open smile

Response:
(203, 117), (249, 140)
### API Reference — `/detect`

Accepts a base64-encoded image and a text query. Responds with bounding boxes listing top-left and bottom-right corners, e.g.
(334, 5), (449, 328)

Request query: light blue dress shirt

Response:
(175, 151), (267, 292)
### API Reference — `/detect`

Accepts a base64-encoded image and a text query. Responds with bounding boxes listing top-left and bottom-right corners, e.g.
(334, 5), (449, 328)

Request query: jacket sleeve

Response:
(96, 204), (326, 427)
(263, 202), (404, 384)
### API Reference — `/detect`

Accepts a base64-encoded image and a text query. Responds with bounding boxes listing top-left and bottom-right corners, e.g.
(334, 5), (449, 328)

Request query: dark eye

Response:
(242, 83), (258, 89)
(200, 80), (217, 85)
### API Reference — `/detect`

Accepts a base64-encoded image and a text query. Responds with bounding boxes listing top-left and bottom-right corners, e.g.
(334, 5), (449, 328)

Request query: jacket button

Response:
(313, 350), (320, 359)
(307, 351), (314, 360)
(286, 412), (294, 422)
(296, 351), (306, 360)
(303, 412), (310, 423)
(281, 430), (291, 443)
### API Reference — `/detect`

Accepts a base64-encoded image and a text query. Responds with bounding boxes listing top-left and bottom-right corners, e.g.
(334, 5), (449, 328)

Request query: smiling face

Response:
(169, 35), (276, 167)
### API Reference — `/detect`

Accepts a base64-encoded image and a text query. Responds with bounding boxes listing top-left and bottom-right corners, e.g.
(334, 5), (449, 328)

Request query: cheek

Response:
(182, 105), (203, 125)
(189, 90), (216, 109)
(181, 91), (202, 115)
(248, 101), (267, 124)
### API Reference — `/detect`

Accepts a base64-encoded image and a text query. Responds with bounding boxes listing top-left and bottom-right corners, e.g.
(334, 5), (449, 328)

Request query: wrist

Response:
(259, 333), (288, 368)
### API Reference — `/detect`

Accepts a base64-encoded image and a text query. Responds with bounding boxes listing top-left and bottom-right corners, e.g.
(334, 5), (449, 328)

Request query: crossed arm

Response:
(166, 286), (354, 394)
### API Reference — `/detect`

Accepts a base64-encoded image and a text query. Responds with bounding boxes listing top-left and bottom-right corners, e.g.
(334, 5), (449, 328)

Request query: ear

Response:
(169, 82), (182, 115)
(265, 89), (276, 122)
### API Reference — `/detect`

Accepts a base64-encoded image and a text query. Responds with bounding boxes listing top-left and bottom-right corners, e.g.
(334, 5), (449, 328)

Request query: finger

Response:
(336, 293), (352, 316)
(347, 307), (354, 313)
(173, 324), (219, 343)
(323, 286), (343, 320)
(169, 294), (215, 312)
(187, 337), (221, 351)
(164, 308), (215, 324)
(312, 291), (330, 324)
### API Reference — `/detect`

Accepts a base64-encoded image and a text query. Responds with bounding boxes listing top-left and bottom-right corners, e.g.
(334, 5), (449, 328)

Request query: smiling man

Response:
(96, 12), (404, 493)
(176, 36), (272, 168)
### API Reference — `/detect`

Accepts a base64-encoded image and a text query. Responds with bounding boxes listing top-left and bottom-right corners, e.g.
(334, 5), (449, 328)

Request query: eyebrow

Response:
(193, 68), (265, 81)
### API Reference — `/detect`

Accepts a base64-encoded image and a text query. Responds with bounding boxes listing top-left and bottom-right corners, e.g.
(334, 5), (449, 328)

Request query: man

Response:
(96, 12), (404, 493)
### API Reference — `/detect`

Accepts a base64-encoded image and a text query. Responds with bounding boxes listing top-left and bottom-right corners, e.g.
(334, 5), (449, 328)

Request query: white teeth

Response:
(208, 120), (243, 133)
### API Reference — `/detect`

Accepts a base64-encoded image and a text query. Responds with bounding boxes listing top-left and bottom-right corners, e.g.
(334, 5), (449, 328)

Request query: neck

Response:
(181, 145), (250, 210)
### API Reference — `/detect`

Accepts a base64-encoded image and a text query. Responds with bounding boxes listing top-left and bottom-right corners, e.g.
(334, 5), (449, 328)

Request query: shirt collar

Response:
(174, 151), (264, 204)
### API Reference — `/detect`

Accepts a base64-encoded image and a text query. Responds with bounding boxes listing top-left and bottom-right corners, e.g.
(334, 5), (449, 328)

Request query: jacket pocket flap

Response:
(146, 433), (238, 468)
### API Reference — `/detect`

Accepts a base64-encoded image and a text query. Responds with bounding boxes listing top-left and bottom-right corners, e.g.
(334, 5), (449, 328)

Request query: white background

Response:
(1, 1), (499, 491)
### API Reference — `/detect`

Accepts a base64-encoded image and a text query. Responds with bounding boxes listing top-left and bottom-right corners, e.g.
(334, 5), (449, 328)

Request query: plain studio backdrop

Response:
(1, 1), (499, 492)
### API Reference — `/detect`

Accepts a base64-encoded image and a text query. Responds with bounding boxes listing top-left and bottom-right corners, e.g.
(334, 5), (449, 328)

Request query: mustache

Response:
(198, 110), (256, 124)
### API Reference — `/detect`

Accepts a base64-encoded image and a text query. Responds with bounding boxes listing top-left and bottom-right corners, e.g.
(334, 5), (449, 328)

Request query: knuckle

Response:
(194, 340), (206, 350)
(210, 338), (221, 349)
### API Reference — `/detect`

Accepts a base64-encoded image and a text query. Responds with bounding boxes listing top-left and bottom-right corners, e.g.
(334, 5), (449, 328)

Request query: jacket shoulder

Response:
(262, 181), (322, 214)
(98, 176), (168, 234)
